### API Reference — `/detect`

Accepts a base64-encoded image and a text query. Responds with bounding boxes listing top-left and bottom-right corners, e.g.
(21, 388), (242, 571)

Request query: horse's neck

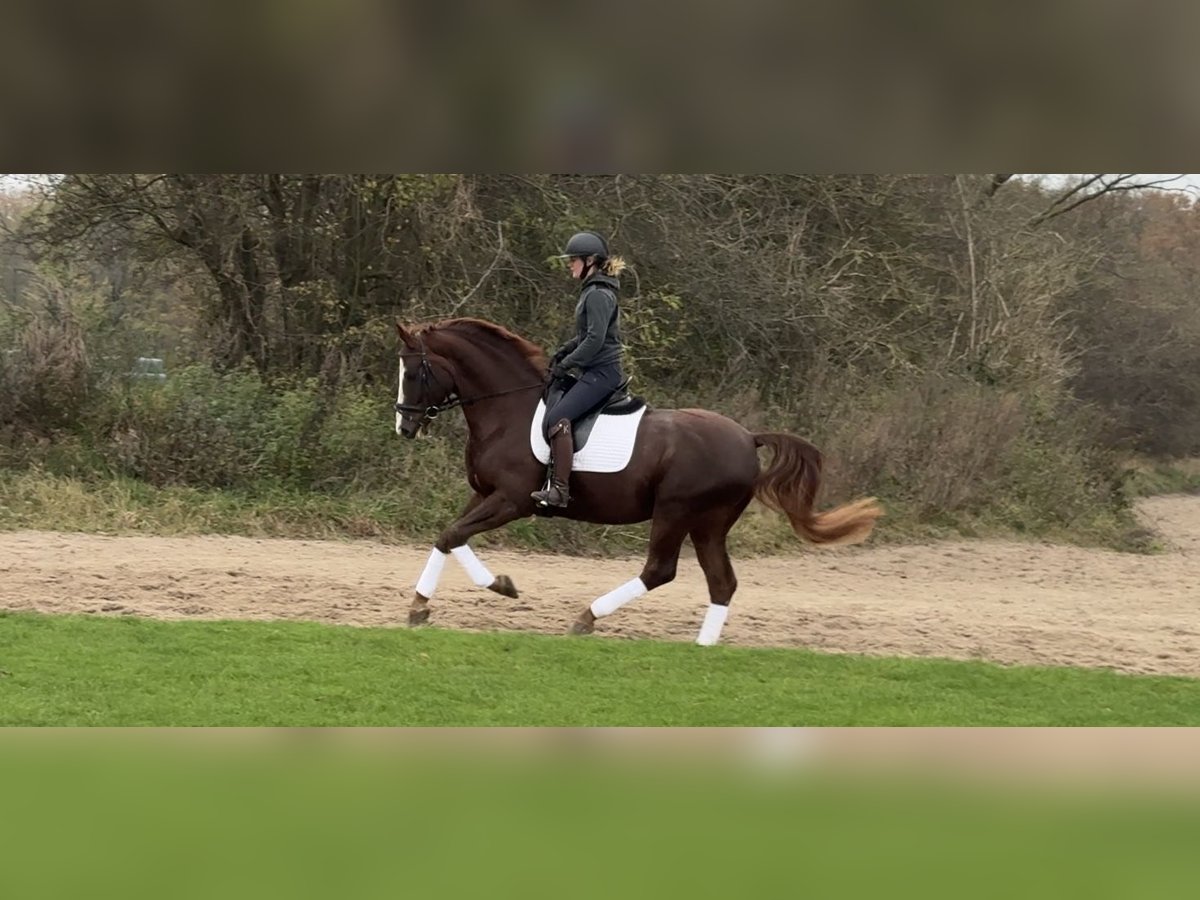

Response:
(439, 339), (536, 395)
(434, 334), (541, 435)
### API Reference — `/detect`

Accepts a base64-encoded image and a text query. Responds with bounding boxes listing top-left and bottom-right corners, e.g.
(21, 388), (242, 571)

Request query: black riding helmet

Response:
(560, 231), (609, 261)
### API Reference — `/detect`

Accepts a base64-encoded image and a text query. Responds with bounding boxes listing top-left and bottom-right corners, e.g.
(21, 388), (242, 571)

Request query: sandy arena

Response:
(1, 495), (1197, 677)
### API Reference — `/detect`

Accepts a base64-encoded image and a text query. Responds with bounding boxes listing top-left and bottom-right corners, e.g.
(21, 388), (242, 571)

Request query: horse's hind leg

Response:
(410, 493), (521, 626)
(689, 502), (748, 646)
(450, 545), (519, 598)
(570, 508), (689, 635)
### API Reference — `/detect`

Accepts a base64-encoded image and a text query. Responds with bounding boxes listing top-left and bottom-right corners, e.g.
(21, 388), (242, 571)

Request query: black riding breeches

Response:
(543, 364), (623, 440)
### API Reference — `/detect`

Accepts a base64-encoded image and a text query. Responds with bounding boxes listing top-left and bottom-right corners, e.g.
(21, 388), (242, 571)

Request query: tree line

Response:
(1, 174), (1197, 544)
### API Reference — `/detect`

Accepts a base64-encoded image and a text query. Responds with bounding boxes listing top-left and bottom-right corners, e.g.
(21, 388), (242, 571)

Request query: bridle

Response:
(394, 335), (544, 427)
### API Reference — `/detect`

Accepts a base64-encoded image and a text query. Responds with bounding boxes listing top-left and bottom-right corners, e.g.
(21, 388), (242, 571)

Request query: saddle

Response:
(543, 376), (646, 451)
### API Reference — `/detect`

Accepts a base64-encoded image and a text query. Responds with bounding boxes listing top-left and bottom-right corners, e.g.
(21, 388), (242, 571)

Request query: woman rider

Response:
(531, 231), (628, 509)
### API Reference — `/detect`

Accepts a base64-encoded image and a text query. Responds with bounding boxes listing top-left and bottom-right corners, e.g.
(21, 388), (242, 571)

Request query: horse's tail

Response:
(753, 432), (883, 546)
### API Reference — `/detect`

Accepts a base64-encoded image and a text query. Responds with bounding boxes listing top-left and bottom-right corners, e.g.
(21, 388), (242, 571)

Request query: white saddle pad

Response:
(530, 400), (647, 473)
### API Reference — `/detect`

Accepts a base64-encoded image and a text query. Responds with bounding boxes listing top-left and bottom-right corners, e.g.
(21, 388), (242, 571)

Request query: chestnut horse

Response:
(394, 317), (882, 645)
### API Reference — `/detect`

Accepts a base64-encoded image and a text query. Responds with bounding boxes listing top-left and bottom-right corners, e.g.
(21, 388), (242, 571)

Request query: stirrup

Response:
(531, 483), (570, 508)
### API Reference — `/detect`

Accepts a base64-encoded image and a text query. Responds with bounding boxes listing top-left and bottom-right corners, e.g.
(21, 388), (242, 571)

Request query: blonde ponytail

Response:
(603, 256), (628, 277)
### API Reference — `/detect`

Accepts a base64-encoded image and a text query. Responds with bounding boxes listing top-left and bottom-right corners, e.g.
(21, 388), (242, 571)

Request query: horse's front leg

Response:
(410, 492), (524, 626)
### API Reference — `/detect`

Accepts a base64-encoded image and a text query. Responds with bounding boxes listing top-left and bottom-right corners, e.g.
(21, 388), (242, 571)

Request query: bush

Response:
(808, 377), (1134, 545)
(98, 365), (409, 491)
(104, 365), (282, 488)
(0, 312), (91, 433)
(820, 376), (1024, 513)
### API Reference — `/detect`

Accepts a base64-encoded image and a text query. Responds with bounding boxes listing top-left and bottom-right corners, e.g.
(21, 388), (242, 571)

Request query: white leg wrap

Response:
(451, 545), (494, 588)
(396, 359), (407, 435)
(415, 548), (447, 599)
(590, 578), (648, 618)
(696, 604), (730, 646)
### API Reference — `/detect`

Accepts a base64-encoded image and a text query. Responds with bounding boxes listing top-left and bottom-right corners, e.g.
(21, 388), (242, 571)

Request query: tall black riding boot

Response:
(531, 419), (574, 508)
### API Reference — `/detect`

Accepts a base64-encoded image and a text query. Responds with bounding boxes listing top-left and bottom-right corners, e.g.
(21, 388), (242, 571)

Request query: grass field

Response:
(3, 738), (1198, 900)
(2, 611), (1197, 726)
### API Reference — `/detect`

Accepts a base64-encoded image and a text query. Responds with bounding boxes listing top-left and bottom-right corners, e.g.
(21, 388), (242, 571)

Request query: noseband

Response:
(395, 337), (461, 423)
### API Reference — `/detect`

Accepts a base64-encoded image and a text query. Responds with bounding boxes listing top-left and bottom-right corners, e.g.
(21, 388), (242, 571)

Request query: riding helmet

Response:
(561, 231), (609, 260)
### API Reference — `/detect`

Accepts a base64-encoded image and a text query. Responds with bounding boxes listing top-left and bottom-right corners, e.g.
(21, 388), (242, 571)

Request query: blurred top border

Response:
(1, 1), (1197, 171)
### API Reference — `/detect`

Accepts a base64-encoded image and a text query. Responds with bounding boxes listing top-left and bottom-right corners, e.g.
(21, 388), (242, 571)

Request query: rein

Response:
(395, 338), (544, 422)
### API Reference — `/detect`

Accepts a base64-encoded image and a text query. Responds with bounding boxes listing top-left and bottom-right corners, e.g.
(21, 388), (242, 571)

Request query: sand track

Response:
(2, 495), (1197, 676)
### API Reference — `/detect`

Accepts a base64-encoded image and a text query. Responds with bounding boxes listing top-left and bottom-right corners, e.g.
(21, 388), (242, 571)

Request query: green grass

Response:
(2, 611), (1197, 725)
(1124, 456), (1200, 497)
(0, 468), (427, 541)
(4, 744), (1200, 900)
(0, 465), (1161, 556)
(0, 467), (662, 553)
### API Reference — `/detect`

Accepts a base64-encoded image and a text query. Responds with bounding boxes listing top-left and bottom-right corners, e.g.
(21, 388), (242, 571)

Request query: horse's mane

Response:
(416, 317), (547, 369)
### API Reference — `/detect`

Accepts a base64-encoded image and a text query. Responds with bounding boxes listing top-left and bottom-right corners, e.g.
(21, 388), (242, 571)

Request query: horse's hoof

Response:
(409, 605), (431, 626)
(568, 611), (595, 636)
(488, 574), (519, 599)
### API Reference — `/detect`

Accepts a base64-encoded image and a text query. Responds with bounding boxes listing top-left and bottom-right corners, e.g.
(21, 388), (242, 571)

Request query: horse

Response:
(393, 317), (882, 645)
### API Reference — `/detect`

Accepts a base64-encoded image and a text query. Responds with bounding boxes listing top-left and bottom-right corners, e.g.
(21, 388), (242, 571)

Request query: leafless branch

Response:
(449, 221), (506, 314)
(1021, 174), (1189, 227)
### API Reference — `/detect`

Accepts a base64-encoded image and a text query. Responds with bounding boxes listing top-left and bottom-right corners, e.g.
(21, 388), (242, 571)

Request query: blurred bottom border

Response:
(3, 726), (1200, 788)
(3, 728), (1200, 900)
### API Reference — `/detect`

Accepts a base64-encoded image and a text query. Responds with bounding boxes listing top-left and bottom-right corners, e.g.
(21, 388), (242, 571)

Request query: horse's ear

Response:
(395, 322), (416, 349)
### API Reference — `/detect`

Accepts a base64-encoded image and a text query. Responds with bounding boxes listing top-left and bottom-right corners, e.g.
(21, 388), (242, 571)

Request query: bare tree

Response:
(988, 174), (1190, 227)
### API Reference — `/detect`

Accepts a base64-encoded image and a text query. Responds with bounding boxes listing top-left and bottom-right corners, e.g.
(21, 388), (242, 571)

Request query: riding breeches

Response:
(543, 364), (623, 440)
